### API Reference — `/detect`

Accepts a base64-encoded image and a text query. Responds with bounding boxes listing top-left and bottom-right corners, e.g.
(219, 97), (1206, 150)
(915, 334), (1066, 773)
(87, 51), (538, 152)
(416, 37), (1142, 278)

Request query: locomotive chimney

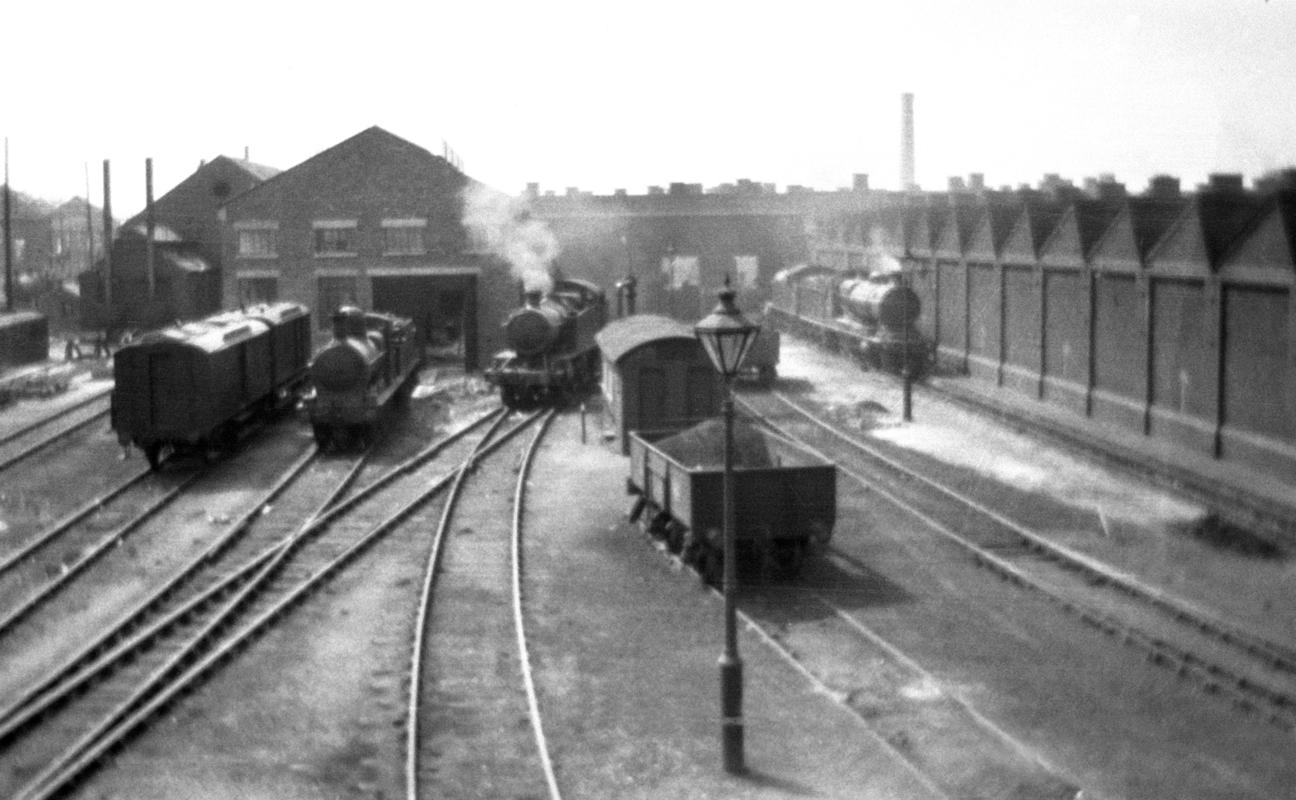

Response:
(524, 290), (543, 308)
(332, 307), (350, 340)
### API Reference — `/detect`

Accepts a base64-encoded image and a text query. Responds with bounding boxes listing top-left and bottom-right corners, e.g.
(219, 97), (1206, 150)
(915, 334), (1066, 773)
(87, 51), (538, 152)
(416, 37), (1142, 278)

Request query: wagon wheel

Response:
(646, 511), (672, 541)
(312, 425), (333, 451)
(143, 443), (164, 472)
(680, 529), (702, 567)
(697, 548), (722, 587)
(764, 540), (806, 579)
(664, 521), (687, 555)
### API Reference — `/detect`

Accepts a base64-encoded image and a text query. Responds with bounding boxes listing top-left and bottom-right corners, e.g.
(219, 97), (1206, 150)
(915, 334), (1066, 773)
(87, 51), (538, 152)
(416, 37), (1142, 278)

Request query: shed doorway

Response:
(371, 274), (478, 370)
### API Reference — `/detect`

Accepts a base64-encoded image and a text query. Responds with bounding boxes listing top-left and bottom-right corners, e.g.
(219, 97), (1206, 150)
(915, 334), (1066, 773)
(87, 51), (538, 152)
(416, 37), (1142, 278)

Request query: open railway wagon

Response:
(626, 420), (836, 580)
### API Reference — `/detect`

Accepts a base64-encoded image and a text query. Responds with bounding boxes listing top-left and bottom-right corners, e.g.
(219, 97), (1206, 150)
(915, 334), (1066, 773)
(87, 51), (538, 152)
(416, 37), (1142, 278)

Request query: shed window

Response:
(314, 227), (356, 255)
(735, 255), (759, 288)
(384, 226), (425, 255)
(238, 229), (277, 257)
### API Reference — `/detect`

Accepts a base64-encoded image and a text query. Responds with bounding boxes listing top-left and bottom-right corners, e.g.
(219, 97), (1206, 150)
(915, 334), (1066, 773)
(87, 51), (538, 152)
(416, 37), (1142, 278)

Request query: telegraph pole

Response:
(3, 137), (12, 311)
(145, 158), (155, 299)
(102, 160), (113, 317)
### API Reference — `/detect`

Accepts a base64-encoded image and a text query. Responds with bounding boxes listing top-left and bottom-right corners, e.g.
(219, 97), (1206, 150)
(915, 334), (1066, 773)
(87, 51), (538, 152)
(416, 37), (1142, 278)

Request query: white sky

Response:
(4, 0), (1294, 218)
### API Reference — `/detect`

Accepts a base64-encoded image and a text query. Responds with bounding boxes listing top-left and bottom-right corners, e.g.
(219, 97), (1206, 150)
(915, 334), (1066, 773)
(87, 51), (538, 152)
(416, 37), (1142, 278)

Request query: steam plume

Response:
(868, 227), (902, 274)
(461, 184), (558, 294)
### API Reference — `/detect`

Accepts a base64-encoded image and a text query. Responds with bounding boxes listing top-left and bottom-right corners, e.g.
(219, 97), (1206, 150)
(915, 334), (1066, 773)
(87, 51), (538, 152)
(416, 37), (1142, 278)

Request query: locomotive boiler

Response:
(766, 265), (933, 379)
(303, 306), (421, 450)
(484, 277), (608, 408)
(836, 272), (932, 377)
(111, 302), (312, 470)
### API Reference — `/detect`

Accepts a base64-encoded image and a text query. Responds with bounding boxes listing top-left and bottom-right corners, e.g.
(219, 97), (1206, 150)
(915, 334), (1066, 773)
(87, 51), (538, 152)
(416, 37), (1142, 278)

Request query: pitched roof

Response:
(595, 314), (697, 364)
(1126, 197), (1186, 260)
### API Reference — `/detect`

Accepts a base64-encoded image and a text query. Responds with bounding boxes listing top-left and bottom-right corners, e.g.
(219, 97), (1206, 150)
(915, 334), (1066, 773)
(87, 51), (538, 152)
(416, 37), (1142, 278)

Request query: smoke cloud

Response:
(868, 226), (902, 274)
(461, 184), (559, 294)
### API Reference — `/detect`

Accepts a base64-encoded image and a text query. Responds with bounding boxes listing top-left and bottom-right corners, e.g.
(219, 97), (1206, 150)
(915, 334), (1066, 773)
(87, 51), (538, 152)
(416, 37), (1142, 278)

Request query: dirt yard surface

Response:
(66, 387), (946, 799)
(521, 410), (946, 799)
(772, 335), (1296, 651)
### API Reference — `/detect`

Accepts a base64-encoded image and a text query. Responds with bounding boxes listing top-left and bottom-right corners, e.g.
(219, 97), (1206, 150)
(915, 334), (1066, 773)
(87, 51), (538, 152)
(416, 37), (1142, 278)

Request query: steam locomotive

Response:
(111, 302), (312, 470)
(483, 278), (608, 408)
(768, 267), (933, 379)
(302, 306), (421, 450)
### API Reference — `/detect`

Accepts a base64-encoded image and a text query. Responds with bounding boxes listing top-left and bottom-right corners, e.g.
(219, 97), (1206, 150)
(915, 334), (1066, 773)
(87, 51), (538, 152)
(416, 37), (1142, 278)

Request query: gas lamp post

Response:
(693, 277), (760, 774)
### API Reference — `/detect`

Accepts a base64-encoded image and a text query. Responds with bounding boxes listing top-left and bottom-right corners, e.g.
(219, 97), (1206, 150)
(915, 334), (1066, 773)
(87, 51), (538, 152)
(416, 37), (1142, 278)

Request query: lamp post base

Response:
(720, 654), (745, 774)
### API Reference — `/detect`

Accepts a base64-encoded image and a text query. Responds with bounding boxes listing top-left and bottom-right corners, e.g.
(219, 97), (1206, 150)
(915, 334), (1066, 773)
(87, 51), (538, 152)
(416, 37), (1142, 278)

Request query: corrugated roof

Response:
(595, 314), (697, 364)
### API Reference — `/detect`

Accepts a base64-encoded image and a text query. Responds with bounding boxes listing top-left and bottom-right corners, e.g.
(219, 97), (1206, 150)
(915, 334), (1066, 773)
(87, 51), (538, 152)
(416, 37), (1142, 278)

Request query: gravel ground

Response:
(524, 410), (945, 799)
(772, 335), (1296, 649)
(23, 342), (1294, 799)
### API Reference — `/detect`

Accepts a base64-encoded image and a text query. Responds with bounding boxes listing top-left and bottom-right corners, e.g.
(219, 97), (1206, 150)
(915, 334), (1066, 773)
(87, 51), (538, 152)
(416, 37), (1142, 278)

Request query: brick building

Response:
(220, 126), (515, 369)
(78, 156), (277, 333)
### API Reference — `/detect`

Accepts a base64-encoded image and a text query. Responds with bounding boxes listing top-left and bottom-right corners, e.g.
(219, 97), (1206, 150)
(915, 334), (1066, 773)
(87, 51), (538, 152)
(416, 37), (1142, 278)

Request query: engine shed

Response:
(595, 314), (721, 454)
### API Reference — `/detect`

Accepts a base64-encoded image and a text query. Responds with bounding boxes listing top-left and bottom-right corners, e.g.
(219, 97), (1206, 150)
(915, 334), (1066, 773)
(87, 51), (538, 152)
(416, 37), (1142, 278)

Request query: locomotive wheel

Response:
(312, 425), (333, 451)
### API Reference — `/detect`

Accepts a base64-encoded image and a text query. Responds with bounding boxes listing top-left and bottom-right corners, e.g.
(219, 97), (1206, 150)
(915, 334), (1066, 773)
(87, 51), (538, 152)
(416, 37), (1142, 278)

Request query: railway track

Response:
(738, 390), (1296, 734)
(0, 470), (200, 639)
(0, 407), (520, 800)
(0, 390), (112, 473)
(406, 407), (559, 799)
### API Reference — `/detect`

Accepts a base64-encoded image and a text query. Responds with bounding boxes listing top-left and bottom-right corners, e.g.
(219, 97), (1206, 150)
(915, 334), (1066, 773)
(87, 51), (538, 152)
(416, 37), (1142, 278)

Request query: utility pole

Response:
(84, 163), (95, 275)
(4, 137), (12, 311)
(102, 160), (113, 320)
(145, 158), (155, 300)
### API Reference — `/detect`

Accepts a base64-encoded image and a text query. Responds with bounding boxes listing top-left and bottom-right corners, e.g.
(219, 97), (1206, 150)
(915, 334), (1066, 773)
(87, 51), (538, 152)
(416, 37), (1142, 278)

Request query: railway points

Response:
(2, 333), (1294, 799)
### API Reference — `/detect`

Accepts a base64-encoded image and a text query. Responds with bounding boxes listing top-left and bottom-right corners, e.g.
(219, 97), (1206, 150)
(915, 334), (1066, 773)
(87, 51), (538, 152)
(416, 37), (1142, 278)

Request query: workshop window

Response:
(383, 223), (426, 255)
(238, 229), (277, 257)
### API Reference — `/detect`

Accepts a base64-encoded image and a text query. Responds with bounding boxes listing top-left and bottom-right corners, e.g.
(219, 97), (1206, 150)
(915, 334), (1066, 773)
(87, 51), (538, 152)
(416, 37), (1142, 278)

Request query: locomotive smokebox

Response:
(505, 303), (564, 357)
(838, 277), (920, 330)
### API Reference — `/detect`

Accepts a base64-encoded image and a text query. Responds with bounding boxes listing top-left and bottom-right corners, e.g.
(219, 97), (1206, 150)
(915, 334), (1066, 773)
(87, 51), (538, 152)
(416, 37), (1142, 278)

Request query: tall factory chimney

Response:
(901, 93), (915, 191)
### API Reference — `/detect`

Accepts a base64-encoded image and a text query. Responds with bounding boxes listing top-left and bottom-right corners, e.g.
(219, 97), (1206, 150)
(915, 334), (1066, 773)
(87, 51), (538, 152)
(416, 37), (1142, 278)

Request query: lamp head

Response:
(693, 276), (760, 378)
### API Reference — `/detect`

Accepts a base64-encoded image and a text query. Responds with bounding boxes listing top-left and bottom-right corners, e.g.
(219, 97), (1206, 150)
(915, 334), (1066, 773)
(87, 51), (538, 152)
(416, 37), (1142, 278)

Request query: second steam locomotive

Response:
(484, 278), (608, 408)
(768, 266), (933, 378)
(303, 306), (421, 450)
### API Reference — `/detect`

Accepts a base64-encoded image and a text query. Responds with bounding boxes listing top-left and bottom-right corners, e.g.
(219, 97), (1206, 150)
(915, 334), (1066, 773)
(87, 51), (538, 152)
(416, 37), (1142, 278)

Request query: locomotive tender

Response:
(302, 306), (421, 450)
(484, 277), (608, 408)
(768, 266), (933, 378)
(111, 302), (312, 470)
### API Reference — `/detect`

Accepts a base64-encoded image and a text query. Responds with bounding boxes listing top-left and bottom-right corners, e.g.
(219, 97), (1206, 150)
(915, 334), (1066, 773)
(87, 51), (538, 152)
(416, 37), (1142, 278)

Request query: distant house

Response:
(220, 126), (515, 369)
(78, 156), (278, 333)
